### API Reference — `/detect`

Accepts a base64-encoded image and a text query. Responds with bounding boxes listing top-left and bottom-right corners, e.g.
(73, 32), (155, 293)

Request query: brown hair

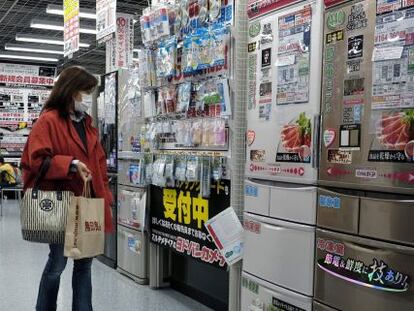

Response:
(43, 66), (98, 117)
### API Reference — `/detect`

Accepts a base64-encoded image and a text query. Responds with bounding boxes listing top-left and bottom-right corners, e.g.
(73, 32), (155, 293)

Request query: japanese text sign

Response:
(247, 0), (302, 19)
(63, 0), (80, 57)
(96, 0), (117, 40)
(150, 180), (231, 268)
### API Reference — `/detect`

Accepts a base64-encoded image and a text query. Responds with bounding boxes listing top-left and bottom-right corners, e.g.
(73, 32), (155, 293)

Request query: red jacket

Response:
(21, 109), (114, 233)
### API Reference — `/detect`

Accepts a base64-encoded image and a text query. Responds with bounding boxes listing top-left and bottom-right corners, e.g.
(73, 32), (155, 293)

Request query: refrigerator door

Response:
(269, 183), (317, 225)
(244, 179), (271, 216)
(117, 185), (146, 231)
(245, 0), (323, 185)
(317, 188), (361, 234)
(360, 194), (414, 245)
(319, 0), (414, 194)
(315, 229), (414, 311)
(241, 271), (312, 311)
(117, 225), (148, 282)
(243, 212), (315, 296)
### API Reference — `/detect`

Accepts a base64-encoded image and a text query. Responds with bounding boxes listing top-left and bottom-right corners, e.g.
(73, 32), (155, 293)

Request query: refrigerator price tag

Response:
(372, 46), (404, 62)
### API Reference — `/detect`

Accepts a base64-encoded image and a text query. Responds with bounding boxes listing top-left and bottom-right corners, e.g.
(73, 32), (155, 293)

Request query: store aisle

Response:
(0, 200), (211, 311)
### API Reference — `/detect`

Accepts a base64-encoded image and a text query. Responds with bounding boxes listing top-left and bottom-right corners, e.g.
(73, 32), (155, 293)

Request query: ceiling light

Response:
(46, 4), (96, 19)
(30, 19), (97, 34)
(16, 34), (90, 48)
(0, 53), (59, 62)
(5, 43), (64, 55)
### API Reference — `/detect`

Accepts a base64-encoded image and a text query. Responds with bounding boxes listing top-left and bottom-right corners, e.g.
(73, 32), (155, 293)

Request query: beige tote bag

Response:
(64, 182), (105, 259)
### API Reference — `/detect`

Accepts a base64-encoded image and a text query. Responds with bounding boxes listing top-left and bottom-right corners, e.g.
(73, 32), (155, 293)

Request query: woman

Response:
(21, 66), (113, 311)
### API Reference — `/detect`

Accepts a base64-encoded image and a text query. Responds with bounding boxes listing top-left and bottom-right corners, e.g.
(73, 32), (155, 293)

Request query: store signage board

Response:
(150, 180), (231, 268)
(247, 0), (302, 19)
(106, 14), (134, 72)
(324, 0), (348, 7)
(0, 63), (55, 87)
(63, 0), (80, 57)
(96, 0), (117, 40)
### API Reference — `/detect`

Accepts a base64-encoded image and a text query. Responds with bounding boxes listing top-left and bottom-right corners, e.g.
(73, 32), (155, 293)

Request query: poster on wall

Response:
(63, 0), (80, 57)
(0, 63), (55, 87)
(150, 180), (231, 268)
(96, 0), (117, 41)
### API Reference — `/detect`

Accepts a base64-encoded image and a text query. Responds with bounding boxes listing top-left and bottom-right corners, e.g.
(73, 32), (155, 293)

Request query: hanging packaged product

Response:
(212, 157), (224, 181)
(211, 24), (229, 68)
(143, 90), (156, 118)
(156, 37), (177, 78)
(155, 89), (165, 116)
(165, 86), (177, 114)
(175, 120), (193, 146)
(145, 161), (153, 184)
(140, 9), (151, 46)
(177, 82), (192, 113)
(209, 0), (221, 22)
(165, 156), (175, 187)
(202, 118), (215, 147)
(200, 157), (212, 198)
(213, 118), (226, 147)
(182, 34), (196, 74)
(196, 27), (213, 70)
(198, 0), (208, 26)
(152, 157), (167, 187)
(180, 0), (190, 31)
(188, 0), (200, 30)
(191, 119), (204, 145)
(185, 156), (200, 182)
(175, 156), (187, 181)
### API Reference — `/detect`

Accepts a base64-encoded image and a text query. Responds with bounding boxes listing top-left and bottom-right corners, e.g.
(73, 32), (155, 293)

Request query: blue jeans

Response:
(36, 244), (93, 311)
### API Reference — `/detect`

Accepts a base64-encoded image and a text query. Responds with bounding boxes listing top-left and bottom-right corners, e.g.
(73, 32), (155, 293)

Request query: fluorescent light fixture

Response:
(5, 43), (64, 55)
(16, 34), (90, 48)
(133, 49), (140, 52)
(0, 53), (59, 62)
(30, 19), (97, 34)
(46, 4), (96, 19)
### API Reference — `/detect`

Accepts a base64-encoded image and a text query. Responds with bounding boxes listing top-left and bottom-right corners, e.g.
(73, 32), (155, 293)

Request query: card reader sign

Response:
(319, 195), (341, 209)
(245, 185), (258, 197)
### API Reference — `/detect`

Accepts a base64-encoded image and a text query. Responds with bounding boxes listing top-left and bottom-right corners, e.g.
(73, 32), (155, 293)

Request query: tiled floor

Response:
(0, 200), (212, 311)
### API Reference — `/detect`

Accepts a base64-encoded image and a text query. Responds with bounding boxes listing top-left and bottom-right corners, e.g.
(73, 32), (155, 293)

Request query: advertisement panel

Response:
(96, 0), (117, 40)
(150, 180), (231, 268)
(63, 0), (80, 57)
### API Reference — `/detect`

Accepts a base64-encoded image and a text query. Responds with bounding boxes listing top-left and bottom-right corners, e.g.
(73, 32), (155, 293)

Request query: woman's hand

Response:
(76, 161), (92, 183)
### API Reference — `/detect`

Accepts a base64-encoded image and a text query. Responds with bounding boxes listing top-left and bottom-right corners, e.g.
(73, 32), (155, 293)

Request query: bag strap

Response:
(33, 157), (51, 191)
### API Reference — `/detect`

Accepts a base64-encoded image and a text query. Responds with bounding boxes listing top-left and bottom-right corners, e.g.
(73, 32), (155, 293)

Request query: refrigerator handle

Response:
(312, 114), (321, 169)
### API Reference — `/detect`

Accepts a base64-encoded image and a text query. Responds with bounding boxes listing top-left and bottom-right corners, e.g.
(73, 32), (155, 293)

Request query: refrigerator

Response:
(116, 69), (149, 284)
(242, 1), (323, 310)
(316, 0), (414, 310)
(96, 72), (119, 268)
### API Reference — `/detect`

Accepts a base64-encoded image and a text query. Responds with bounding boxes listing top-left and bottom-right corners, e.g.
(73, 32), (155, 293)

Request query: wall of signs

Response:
(150, 180), (231, 268)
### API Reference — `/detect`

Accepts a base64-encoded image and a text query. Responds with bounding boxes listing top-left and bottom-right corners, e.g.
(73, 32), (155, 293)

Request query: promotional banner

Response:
(247, 0), (302, 19)
(0, 63), (55, 87)
(63, 0), (80, 57)
(96, 0), (117, 41)
(150, 180), (231, 268)
(105, 14), (134, 73)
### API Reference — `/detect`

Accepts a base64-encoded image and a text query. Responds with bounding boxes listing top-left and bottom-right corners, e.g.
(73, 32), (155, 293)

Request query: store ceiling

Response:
(0, 0), (149, 74)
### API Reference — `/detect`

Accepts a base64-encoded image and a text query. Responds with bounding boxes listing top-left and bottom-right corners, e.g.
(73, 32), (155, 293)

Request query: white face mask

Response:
(75, 93), (92, 112)
(74, 100), (90, 113)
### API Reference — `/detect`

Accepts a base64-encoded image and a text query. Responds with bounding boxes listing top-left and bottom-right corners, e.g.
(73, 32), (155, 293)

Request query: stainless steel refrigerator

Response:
(316, 0), (414, 310)
(242, 1), (324, 310)
(116, 69), (149, 284)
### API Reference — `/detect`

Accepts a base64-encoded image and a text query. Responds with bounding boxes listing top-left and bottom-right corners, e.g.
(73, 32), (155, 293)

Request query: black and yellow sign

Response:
(150, 180), (231, 268)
